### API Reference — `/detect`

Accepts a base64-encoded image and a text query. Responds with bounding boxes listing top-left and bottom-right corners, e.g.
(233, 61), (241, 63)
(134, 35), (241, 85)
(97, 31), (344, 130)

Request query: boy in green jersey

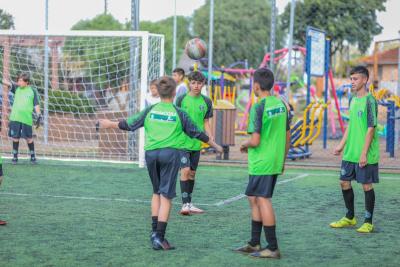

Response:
(330, 66), (379, 234)
(175, 71), (213, 215)
(5, 73), (41, 164)
(234, 68), (290, 259)
(98, 76), (222, 251)
(0, 155), (6, 225)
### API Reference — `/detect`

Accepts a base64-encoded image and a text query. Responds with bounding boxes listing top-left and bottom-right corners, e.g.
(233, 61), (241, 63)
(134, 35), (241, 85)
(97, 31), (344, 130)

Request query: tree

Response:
(71, 14), (125, 31)
(138, 16), (191, 73)
(0, 9), (15, 29)
(280, 0), (386, 55)
(192, 0), (284, 68)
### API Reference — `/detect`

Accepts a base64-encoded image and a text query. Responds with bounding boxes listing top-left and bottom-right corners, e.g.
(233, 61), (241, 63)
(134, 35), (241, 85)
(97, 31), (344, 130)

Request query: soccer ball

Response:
(185, 38), (207, 60)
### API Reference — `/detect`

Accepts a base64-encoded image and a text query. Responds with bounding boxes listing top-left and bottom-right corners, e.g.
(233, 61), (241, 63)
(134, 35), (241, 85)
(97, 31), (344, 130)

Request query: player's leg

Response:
(145, 150), (161, 242)
(356, 164), (378, 233)
(22, 123), (36, 164)
(234, 195), (262, 254)
(8, 121), (21, 164)
(0, 158), (6, 225)
(179, 151), (191, 215)
(188, 151), (203, 214)
(152, 148), (180, 250)
(330, 161), (357, 228)
(250, 175), (280, 259)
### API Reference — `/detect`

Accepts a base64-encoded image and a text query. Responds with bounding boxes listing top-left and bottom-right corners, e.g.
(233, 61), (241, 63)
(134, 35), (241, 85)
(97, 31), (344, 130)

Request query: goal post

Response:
(0, 30), (164, 166)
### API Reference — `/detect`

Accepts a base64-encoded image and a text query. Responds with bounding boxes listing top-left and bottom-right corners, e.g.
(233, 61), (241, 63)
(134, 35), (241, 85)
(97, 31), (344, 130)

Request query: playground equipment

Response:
(288, 101), (329, 160)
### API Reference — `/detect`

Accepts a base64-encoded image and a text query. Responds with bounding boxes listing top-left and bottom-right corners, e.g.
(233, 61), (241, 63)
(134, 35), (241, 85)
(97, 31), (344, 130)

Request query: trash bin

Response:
(210, 100), (236, 160)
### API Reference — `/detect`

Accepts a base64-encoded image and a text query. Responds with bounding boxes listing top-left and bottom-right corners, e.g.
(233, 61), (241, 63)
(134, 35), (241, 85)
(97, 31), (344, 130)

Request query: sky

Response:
(0, 0), (398, 49)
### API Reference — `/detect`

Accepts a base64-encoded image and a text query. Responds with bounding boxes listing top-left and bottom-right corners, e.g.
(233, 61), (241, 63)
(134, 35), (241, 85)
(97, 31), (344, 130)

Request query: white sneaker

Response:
(180, 203), (190, 216)
(189, 203), (204, 214)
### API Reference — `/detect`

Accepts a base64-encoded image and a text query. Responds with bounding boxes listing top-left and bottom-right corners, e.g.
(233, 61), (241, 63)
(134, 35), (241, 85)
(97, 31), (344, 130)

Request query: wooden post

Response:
(1, 37), (10, 136)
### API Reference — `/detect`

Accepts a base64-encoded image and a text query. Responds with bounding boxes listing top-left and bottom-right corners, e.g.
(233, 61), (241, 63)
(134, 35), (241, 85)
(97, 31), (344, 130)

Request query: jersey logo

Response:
(357, 110), (363, 117)
(199, 105), (206, 112)
(265, 106), (285, 118)
(149, 111), (177, 122)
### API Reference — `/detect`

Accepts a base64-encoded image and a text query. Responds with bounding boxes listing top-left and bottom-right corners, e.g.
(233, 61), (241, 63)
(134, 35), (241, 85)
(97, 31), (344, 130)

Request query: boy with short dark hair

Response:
(234, 68), (290, 259)
(175, 71), (213, 215)
(98, 76), (222, 250)
(330, 66), (379, 233)
(5, 73), (41, 164)
(172, 68), (188, 99)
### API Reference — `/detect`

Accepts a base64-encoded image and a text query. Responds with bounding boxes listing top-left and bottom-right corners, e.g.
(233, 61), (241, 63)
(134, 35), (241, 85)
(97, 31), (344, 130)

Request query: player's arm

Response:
(177, 109), (223, 153)
(32, 88), (43, 128)
(240, 103), (263, 153)
(203, 97), (214, 141)
(98, 106), (152, 131)
(2, 79), (16, 94)
(333, 127), (348, 155)
(359, 98), (378, 167)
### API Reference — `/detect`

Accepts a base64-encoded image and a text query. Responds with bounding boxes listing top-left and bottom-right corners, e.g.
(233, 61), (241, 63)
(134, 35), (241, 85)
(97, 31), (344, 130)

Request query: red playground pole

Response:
(328, 69), (345, 134)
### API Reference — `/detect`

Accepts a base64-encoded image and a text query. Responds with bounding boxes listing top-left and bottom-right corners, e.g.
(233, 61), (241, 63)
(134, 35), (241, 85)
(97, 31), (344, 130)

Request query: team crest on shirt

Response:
(357, 110), (363, 117)
(199, 105), (206, 112)
(181, 156), (188, 164)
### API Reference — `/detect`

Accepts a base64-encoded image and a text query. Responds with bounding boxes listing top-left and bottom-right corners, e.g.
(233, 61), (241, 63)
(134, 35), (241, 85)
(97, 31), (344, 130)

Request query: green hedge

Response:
(48, 90), (96, 114)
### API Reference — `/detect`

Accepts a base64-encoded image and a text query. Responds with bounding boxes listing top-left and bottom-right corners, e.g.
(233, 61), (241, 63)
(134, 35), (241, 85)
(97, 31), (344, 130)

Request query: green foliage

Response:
(192, 0), (284, 68)
(48, 90), (95, 114)
(0, 9), (14, 29)
(280, 0), (386, 55)
(71, 14), (125, 31)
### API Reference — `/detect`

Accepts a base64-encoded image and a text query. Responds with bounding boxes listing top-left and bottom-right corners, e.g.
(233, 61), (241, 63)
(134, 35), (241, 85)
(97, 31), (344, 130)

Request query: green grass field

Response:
(1, 160), (399, 267)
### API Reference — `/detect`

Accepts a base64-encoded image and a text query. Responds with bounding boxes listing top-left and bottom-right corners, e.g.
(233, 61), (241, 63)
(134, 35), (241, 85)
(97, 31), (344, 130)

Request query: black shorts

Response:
(8, 121), (33, 139)
(145, 148), (181, 199)
(180, 150), (201, 171)
(245, 175), (278, 198)
(340, 160), (379, 184)
(0, 164), (3, 176)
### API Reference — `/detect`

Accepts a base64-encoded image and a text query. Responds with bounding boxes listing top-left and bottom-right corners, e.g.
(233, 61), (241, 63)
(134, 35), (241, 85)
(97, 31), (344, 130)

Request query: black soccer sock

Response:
(264, 225), (278, 251)
(364, 189), (375, 224)
(188, 179), (195, 202)
(180, 180), (190, 204)
(12, 141), (19, 158)
(342, 188), (355, 219)
(249, 220), (262, 246)
(28, 142), (35, 159)
(156, 221), (168, 241)
(151, 216), (158, 232)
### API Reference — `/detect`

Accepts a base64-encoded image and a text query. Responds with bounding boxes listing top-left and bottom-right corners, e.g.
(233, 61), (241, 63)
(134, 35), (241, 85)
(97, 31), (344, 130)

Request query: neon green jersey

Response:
(9, 85), (40, 126)
(343, 93), (379, 164)
(247, 96), (290, 175)
(119, 102), (209, 151)
(176, 93), (213, 151)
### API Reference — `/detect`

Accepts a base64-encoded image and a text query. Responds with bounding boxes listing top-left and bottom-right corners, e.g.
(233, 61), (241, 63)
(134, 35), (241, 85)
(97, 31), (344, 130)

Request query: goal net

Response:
(0, 30), (164, 165)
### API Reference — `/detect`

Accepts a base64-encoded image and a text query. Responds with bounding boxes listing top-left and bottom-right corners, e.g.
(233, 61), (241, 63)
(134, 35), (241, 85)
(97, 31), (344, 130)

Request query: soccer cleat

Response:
(189, 203), (204, 214)
(329, 217), (357, 228)
(152, 237), (175, 251)
(12, 158), (18, 165)
(180, 203), (191, 216)
(30, 157), (37, 165)
(249, 248), (281, 259)
(233, 243), (261, 254)
(356, 223), (374, 233)
(150, 231), (157, 243)
(0, 219), (6, 226)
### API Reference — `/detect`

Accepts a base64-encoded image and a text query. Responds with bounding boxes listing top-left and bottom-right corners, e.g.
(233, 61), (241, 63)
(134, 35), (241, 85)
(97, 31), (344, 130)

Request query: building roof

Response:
(361, 47), (399, 65)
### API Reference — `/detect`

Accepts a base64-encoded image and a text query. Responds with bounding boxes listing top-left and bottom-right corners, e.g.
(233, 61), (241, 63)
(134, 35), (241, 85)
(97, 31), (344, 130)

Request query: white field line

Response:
(214, 173), (309, 207)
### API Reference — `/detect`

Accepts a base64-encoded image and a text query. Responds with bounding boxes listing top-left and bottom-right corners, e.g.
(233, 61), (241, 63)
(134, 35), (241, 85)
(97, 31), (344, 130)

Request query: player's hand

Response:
(359, 153), (367, 168)
(2, 79), (11, 86)
(98, 119), (113, 129)
(35, 113), (43, 129)
(333, 145), (343, 156)
(215, 144), (223, 154)
(240, 143), (248, 153)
